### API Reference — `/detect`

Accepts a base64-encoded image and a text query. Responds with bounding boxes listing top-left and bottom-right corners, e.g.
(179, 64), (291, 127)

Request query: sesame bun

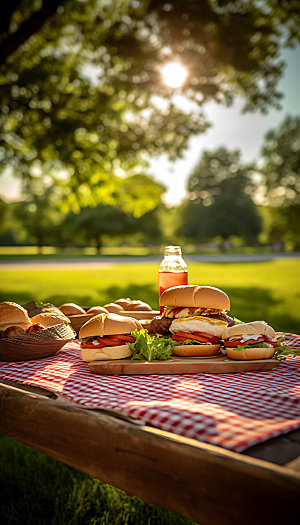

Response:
(226, 347), (275, 360)
(79, 312), (142, 339)
(86, 306), (109, 315)
(160, 285), (230, 310)
(0, 301), (32, 331)
(103, 303), (124, 313)
(226, 321), (275, 340)
(172, 344), (220, 357)
(30, 312), (70, 328)
(59, 303), (86, 315)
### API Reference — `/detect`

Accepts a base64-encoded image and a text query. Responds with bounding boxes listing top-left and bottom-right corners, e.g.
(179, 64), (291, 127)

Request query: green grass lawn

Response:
(0, 258), (299, 524)
(0, 259), (299, 333)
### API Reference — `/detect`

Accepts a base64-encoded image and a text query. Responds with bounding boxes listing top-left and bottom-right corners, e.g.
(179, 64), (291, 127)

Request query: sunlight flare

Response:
(160, 61), (188, 88)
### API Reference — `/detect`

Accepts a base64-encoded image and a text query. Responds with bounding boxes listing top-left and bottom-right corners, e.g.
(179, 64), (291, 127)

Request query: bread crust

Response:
(226, 347), (275, 360)
(79, 312), (142, 339)
(81, 344), (131, 362)
(160, 285), (230, 310)
(86, 306), (109, 315)
(104, 303), (124, 313)
(30, 312), (70, 328)
(0, 301), (32, 330)
(59, 303), (86, 315)
(114, 298), (132, 310)
(226, 321), (275, 339)
(172, 344), (220, 357)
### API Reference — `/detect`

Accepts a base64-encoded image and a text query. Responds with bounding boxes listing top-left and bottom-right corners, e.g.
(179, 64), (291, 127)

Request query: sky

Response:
(150, 46), (300, 205)
(0, 47), (299, 204)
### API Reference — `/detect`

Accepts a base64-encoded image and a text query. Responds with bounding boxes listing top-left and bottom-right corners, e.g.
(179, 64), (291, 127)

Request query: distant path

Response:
(1, 252), (300, 270)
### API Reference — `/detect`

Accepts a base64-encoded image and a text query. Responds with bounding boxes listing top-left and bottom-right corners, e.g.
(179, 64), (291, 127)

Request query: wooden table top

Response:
(0, 378), (299, 525)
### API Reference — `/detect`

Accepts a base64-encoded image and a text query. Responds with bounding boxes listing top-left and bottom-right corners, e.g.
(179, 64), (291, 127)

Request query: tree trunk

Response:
(95, 236), (102, 255)
(219, 236), (231, 253)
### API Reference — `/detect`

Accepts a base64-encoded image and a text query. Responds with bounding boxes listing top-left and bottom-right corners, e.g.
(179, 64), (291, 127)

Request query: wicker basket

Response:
(0, 323), (76, 362)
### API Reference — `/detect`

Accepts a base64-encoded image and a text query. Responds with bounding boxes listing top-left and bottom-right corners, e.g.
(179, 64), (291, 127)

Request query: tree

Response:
(63, 205), (133, 254)
(1, 0), (300, 206)
(259, 116), (300, 207)
(11, 182), (66, 252)
(179, 148), (262, 249)
(257, 116), (300, 249)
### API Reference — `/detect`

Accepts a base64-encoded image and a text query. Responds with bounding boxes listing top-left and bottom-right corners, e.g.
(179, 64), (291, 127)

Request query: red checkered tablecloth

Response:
(0, 333), (299, 453)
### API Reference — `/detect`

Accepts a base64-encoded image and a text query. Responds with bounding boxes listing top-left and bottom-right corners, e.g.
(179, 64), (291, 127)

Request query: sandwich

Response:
(150, 285), (233, 357)
(0, 301), (39, 338)
(223, 321), (278, 360)
(79, 312), (142, 362)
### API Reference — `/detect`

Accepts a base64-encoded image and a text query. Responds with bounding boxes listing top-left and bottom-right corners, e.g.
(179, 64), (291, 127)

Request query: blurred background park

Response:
(0, 1), (300, 524)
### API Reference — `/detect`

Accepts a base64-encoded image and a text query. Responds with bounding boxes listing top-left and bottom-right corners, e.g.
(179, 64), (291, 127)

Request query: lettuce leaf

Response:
(129, 329), (175, 361)
(235, 343), (271, 351)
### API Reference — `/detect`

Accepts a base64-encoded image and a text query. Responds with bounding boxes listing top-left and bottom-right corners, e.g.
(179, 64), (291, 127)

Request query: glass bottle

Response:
(158, 245), (188, 313)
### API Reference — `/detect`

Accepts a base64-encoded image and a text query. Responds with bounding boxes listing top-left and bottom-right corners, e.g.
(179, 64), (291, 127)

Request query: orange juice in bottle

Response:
(158, 246), (188, 313)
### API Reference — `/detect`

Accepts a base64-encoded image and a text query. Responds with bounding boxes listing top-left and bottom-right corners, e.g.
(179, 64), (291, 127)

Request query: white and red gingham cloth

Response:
(0, 332), (299, 453)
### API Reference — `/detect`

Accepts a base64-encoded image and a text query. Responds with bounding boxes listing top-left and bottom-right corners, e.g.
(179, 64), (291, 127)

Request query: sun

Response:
(160, 61), (188, 89)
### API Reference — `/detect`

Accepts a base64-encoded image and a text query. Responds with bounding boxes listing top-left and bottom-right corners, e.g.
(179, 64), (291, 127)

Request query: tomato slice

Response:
(96, 337), (126, 346)
(224, 338), (265, 347)
(192, 331), (220, 343)
(110, 334), (136, 342)
(81, 341), (105, 349)
(173, 331), (219, 344)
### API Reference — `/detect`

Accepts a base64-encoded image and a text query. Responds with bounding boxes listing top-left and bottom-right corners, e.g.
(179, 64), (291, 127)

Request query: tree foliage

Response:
(259, 115), (300, 207)
(179, 148), (262, 247)
(1, 0), (300, 207)
(257, 115), (300, 249)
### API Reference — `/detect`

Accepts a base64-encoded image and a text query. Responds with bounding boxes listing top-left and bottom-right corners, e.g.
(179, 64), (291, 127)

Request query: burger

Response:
(150, 285), (233, 357)
(79, 312), (142, 362)
(0, 301), (39, 338)
(223, 321), (278, 360)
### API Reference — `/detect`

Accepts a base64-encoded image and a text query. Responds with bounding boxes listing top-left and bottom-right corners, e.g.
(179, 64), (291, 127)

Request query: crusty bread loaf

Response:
(160, 285), (230, 310)
(0, 301), (32, 331)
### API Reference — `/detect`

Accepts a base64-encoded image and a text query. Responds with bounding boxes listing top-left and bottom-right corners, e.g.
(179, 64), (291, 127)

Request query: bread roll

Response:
(160, 285), (230, 310)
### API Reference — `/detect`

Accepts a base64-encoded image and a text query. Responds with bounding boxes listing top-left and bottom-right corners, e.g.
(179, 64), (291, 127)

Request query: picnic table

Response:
(0, 336), (300, 525)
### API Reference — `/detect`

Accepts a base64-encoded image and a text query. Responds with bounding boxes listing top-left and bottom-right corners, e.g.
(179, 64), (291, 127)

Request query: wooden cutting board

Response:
(88, 355), (280, 376)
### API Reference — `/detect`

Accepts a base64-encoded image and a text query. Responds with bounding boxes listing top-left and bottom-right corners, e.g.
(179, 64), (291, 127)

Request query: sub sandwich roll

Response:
(224, 321), (277, 360)
(79, 312), (142, 362)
